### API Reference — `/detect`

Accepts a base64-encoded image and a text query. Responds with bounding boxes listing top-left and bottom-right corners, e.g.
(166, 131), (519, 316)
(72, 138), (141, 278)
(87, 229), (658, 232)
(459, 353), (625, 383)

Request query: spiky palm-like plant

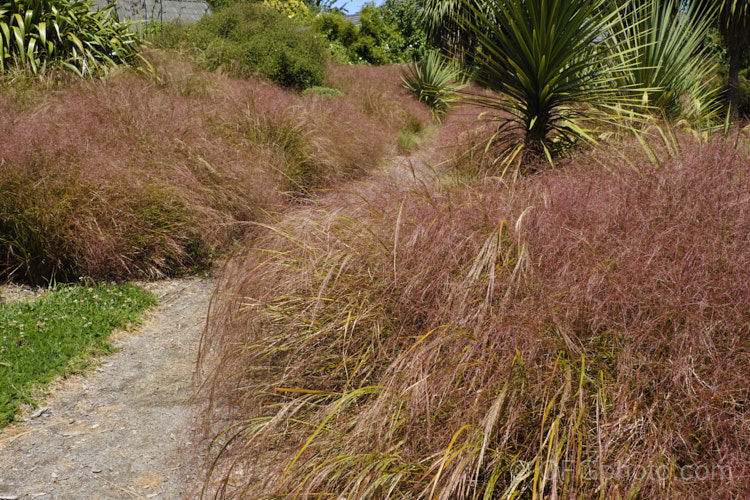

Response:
(400, 51), (465, 121)
(611, 0), (719, 121)
(460, 0), (640, 171)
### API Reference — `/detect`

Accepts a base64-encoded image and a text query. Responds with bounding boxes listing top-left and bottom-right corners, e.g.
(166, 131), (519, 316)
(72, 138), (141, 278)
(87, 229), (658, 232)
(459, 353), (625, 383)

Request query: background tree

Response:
(718, 0), (750, 116)
(419, 0), (495, 62)
(693, 0), (750, 116)
(380, 0), (429, 60)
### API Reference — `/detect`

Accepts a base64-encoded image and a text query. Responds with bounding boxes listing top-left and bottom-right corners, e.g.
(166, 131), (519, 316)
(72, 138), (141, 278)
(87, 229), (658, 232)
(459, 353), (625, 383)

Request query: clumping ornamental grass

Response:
(0, 284), (156, 426)
(198, 133), (750, 498)
(0, 53), (432, 285)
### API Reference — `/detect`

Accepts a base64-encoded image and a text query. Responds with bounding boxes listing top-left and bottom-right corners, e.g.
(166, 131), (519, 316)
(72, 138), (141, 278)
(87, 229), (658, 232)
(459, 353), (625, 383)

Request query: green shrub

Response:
(379, 0), (428, 61)
(311, 11), (359, 63)
(144, 20), (190, 51)
(353, 3), (399, 64)
(189, 3), (326, 88)
(0, 0), (140, 76)
(312, 11), (357, 45)
(312, 1), (429, 65)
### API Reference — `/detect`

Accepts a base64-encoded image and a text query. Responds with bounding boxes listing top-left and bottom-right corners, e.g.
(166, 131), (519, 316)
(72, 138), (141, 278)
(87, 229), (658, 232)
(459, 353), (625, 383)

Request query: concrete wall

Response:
(94, 0), (209, 24)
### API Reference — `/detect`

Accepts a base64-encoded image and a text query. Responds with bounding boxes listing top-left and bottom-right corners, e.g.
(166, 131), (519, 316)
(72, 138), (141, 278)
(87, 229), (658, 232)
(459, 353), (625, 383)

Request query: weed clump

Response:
(301, 85), (344, 98)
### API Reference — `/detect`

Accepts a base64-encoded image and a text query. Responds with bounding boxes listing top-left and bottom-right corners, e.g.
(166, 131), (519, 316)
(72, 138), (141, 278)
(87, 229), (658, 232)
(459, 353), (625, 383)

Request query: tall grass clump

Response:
(0, 0), (140, 76)
(324, 62), (435, 157)
(0, 53), (425, 284)
(199, 135), (750, 498)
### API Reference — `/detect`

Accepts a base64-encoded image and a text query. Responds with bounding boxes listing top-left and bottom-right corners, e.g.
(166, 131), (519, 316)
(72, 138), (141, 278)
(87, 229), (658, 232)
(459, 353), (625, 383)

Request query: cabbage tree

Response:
(459, 0), (643, 170)
(686, 0), (750, 117)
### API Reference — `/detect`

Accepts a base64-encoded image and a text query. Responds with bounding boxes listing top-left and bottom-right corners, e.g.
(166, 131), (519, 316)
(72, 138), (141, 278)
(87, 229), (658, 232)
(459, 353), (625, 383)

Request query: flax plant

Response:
(0, 0), (139, 76)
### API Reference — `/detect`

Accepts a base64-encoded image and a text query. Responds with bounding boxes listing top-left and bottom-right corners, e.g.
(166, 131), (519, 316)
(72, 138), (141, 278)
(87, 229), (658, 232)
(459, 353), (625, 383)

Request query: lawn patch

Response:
(0, 284), (156, 426)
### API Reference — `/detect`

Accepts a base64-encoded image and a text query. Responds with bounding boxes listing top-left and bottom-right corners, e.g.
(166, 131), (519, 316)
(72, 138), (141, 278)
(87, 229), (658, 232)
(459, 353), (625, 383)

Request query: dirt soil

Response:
(0, 277), (214, 500)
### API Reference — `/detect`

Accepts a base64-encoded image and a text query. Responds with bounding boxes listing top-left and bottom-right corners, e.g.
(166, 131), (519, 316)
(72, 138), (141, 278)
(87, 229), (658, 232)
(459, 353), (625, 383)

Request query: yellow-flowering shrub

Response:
(263, 0), (309, 19)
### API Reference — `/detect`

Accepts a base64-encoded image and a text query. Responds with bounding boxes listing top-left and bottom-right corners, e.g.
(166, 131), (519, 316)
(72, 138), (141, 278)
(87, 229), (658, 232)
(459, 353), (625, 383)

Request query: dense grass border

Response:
(0, 284), (157, 426)
(198, 134), (750, 498)
(0, 54), (432, 285)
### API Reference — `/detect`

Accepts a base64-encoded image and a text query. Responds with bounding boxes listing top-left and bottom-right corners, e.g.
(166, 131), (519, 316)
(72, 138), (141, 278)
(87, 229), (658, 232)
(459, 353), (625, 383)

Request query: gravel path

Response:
(0, 153), (432, 500)
(0, 277), (214, 500)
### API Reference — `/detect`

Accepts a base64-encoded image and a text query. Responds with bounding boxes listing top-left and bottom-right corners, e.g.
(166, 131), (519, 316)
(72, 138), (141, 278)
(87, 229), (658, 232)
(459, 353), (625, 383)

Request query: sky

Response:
(336, 0), (383, 14)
